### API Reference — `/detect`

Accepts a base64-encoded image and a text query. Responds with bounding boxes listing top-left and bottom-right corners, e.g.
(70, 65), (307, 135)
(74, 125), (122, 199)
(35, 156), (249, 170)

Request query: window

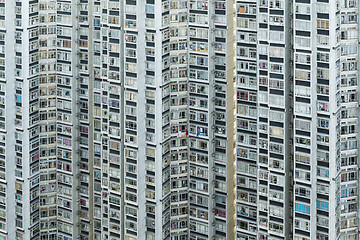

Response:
(294, 219), (310, 231)
(269, 95), (284, 107)
(295, 169), (310, 181)
(341, 172), (358, 182)
(317, 167), (329, 178)
(317, 20), (329, 29)
(295, 153), (310, 164)
(317, 52), (329, 62)
(237, 18), (257, 29)
(295, 203), (310, 214)
(295, 37), (310, 48)
(317, 101), (329, 112)
(317, 3), (329, 12)
(316, 200), (329, 211)
(295, 119), (311, 131)
(295, 20), (310, 31)
(296, 4), (310, 14)
(269, 0), (284, 9)
(295, 86), (311, 97)
(341, 156), (357, 167)
(269, 127), (284, 138)
(295, 186), (310, 198)
(317, 35), (329, 46)
(317, 216), (329, 227)
(317, 151), (329, 162)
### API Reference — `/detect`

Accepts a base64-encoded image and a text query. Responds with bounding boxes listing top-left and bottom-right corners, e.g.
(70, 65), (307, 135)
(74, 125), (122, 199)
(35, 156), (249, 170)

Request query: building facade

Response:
(0, 0), (358, 240)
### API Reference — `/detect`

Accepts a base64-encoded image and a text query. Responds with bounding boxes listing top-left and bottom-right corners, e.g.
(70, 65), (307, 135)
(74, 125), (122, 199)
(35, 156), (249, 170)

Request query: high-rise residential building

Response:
(0, 0), (358, 240)
(236, 0), (359, 239)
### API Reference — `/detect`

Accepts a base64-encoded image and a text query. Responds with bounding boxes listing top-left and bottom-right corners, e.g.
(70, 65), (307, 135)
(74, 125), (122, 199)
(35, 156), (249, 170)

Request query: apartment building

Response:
(1, 0), (236, 239)
(235, 0), (293, 239)
(0, 0), (358, 240)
